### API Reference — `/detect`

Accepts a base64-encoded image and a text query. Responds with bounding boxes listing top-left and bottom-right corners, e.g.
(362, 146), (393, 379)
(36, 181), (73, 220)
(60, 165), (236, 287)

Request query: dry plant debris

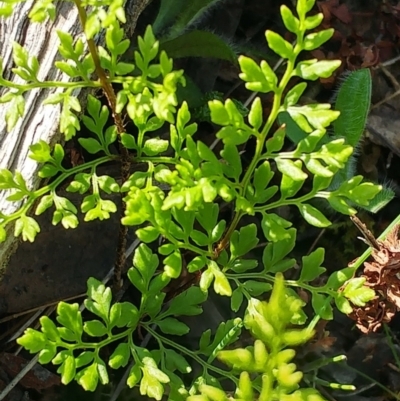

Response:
(349, 221), (400, 333)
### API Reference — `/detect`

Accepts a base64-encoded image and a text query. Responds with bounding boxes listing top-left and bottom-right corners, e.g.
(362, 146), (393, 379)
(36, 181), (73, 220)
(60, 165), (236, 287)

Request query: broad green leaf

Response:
(285, 108), (312, 133)
(230, 224), (259, 258)
(29, 140), (53, 163)
(164, 348), (192, 374)
(303, 157), (333, 177)
(190, 230), (209, 246)
(85, 278), (112, 321)
(35, 194), (54, 215)
(298, 203), (331, 227)
(348, 182), (382, 206)
(304, 13), (324, 30)
(294, 59), (341, 81)
(281, 5), (300, 33)
(275, 158), (307, 181)
(112, 302), (140, 328)
(79, 138), (103, 154)
(231, 259), (258, 273)
(221, 144), (242, 181)
(295, 128), (325, 153)
(84, 320), (108, 337)
(76, 363), (99, 391)
(284, 82), (307, 108)
(280, 169), (305, 199)
(145, 293), (166, 319)
(303, 29), (334, 51)
(187, 255), (207, 272)
(129, 244), (159, 292)
(163, 249), (182, 278)
(342, 277), (375, 307)
(216, 126), (250, 146)
(157, 317), (189, 335)
(326, 195), (356, 215)
(213, 268), (232, 296)
(242, 280), (272, 297)
(209, 99), (229, 125)
(253, 161), (274, 193)
(40, 315), (60, 342)
(263, 228), (296, 272)
(324, 266), (356, 292)
(56, 302), (83, 340)
(5, 95), (25, 132)
(261, 212), (292, 242)
(143, 138), (169, 156)
(297, 0), (317, 19)
(173, 207), (195, 236)
(265, 125), (286, 153)
(17, 328), (47, 352)
(211, 220), (226, 243)
(149, 273), (171, 295)
(248, 97), (263, 130)
(127, 364), (142, 388)
(39, 344), (57, 364)
(97, 175), (120, 194)
(265, 30), (294, 59)
(299, 248), (326, 282)
(109, 343), (130, 369)
(121, 133), (137, 149)
(140, 358), (169, 401)
(75, 352), (95, 368)
(165, 286), (207, 316)
(57, 353), (76, 385)
(335, 295), (353, 314)
(239, 56), (276, 93)
(311, 293), (333, 320)
(136, 226), (160, 243)
(231, 288), (244, 312)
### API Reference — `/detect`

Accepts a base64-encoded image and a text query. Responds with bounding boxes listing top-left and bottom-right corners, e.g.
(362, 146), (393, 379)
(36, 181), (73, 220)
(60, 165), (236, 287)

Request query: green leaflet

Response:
(7, 1), (385, 399)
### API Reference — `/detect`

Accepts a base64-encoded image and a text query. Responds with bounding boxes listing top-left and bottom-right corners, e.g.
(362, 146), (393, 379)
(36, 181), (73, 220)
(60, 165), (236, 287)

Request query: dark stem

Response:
(74, 0), (134, 292)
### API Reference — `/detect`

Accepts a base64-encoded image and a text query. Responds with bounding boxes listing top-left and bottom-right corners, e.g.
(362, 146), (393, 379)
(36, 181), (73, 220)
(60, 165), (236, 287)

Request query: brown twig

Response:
(73, 0), (151, 291)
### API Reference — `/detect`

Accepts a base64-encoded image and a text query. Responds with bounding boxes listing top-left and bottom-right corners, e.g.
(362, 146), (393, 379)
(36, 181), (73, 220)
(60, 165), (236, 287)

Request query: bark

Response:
(0, 0), (153, 271)
(0, 1), (87, 269)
